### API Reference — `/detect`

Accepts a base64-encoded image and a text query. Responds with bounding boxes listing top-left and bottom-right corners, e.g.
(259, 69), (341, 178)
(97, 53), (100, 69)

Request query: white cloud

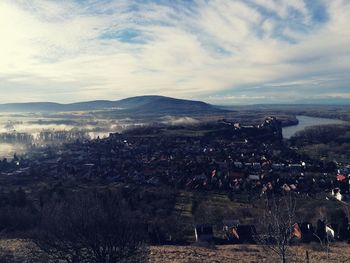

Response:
(0, 0), (349, 103)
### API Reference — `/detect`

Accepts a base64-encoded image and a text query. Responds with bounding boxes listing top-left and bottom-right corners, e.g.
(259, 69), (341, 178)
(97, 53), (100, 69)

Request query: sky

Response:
(0, 0), (349, 104)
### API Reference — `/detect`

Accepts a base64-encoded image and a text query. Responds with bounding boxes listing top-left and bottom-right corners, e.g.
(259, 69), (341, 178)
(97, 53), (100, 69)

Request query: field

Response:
(149, 244), (350, 263)
(2, 239), (350, 263)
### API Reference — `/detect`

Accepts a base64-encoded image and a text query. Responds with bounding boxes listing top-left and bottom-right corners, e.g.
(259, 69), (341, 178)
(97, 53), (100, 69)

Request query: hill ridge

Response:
(0, 95), (222, 115)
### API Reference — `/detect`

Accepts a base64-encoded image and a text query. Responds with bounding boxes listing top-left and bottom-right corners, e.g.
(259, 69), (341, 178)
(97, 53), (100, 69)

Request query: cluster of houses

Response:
(0, 118), (349, 203)
(1, 117), (350, 247)
(195, 217), (350, 244)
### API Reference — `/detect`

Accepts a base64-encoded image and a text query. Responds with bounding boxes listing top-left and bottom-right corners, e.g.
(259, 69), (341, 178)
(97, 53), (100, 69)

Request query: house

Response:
(332, 188), (343, 201)
(336, 174), (346, 182)
(223, 222), (257, 244)
(223, 219), (240, 241)
(326, 225), (335, 241)
(194, 224), (213, 242)
(248, 174), (260, 181)
(300, 222), (314, 243)
(223, 219), (240, 231)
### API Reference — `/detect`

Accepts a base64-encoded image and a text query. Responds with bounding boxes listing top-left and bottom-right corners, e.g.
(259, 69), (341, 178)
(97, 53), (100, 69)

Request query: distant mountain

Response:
(0, 95), (224, 115)
(117, 96), (217, 114)
(0, 102), (65, 112)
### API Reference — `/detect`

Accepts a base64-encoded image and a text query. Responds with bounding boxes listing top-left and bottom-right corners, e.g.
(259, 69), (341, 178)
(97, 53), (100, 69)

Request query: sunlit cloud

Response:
(0, 0), (349, 104)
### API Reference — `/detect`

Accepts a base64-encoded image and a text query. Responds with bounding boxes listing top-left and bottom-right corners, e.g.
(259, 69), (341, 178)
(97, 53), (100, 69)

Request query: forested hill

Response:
(0, 95), (225, 114)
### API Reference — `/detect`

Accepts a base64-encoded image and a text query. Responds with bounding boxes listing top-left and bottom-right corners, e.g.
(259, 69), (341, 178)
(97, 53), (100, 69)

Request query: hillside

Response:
(121, 96), (217, 114)
(2, 239), (350, 262)
(0, 95), (224, 115)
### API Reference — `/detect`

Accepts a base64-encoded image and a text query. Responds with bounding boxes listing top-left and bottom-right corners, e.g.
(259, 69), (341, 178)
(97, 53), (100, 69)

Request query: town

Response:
(3, 117), (348, 201)
(1, 116), (349, 254)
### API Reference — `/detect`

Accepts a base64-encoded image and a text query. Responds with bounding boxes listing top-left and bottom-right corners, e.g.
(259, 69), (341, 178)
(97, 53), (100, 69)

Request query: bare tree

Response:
(32, 191), (149, 263)
(256, 193), (297, 263)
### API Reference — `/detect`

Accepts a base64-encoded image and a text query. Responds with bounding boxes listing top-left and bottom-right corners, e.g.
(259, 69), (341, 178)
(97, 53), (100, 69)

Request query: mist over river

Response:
(0, 113), (138, 159)
(0, 114), (347, 159)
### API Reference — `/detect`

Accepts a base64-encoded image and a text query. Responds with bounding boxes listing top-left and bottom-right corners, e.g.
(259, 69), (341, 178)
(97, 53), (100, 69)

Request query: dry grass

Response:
(149, 243), (350, 263)
(1, 239), (350, 262)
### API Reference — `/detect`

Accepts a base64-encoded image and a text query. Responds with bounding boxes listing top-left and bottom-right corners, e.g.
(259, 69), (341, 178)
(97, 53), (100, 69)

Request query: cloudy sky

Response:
(0, 0), (349, 104)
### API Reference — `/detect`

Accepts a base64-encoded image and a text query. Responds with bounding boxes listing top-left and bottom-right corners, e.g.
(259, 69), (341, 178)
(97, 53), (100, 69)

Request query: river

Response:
(282, 115), (346, 139)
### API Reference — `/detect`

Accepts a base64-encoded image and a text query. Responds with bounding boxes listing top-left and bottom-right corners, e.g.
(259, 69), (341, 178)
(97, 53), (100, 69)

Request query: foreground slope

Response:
(2, 239), (350, 263)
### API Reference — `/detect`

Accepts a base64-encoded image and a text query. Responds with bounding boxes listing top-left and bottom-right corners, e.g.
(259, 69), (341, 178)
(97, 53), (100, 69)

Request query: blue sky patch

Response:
(100, 29), (148, 44)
